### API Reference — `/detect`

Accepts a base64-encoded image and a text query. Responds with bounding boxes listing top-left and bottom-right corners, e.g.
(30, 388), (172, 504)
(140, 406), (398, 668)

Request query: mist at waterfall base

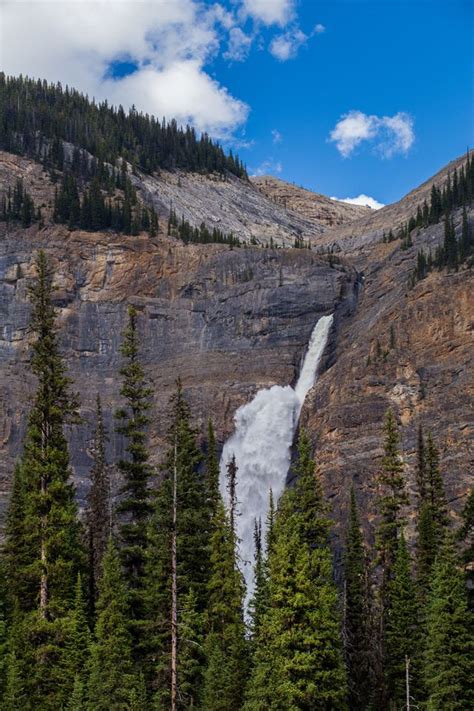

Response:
(219, 314), (334, 605)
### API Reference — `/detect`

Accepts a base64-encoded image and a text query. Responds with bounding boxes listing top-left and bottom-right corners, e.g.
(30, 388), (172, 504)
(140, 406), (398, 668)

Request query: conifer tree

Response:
(143, 381), (210, 707)
(87, 538), (137, 710)
(245, 430), (347, 710)
(202, 499), (248, 711)
(443, 213), (458, 268)
(248, 518), (267, 641)
(226, 453), (238, 537)
(460, 206), (471, 261)
(385, 535), (421, 708)
(416, 433), (448, 600)
(87, 394), (110, 608)
(458, 486), (473, 608)
(424, 536), (473, 710)
(115, 305), (153, 626)
(63, 575), (91, 696)
(2, 650), (24, 711)
(376, 409), (407, 597)
(66, 676), (85, 711)
(343, 487), (372, 710)
(374, 409), (407, 709)
(206, 418), (220, 517)
(3, 251), (83, 620)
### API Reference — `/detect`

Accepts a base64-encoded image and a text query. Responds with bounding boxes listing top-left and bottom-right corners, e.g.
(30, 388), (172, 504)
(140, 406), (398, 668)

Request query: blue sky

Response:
(2, 0), (473, 206)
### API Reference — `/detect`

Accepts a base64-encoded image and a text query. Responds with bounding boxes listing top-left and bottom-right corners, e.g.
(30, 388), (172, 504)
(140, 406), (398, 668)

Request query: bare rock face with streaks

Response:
(0, 148), (472, 543)
(0, 222), (356, 521)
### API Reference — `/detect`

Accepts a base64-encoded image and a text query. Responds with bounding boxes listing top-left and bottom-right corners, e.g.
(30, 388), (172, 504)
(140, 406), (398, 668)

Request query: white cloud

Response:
(329, 110), (415, 158)
(271, 129), (283, 144)
(1, 0), (249, 138)
(251, 158), (283, 176)
(269, 27), (307, 61)
(224, 27), (253, 62)
(377, 113), (415, 158)
(242, 0), (295, 26)
(330, 194), (385, 210)
(314, 23), (326, 34)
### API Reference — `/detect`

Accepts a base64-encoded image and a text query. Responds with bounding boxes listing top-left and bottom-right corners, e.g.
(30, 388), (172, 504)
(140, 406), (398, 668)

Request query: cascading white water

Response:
(219, 314), (334, 601)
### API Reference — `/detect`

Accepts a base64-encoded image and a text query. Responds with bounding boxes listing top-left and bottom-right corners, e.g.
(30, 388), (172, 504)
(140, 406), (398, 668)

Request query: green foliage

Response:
(3, 251), (84, 619)
(206, 419), (220, 518)
(343, 487), (373, 710)
(66, 676), (86, 711)
(115, 305), (153, 625)
(376, 410), (407, 592)
(385, 535), (422, 708)
(0, 178), (37, 227)
(424, 536), (474, 710)
(0, 73), (247, 178)
(87, 538), (137, 710)
(202, 499), (248, 710)
(416, 432), (448, 601)
(143, 381), (211, 705)
(169, 209), (241, 247)
(63, 575), (91, 692)
(457, 485), (474, 609)
(86, 394), (110, 610)
(245, 430), (347, 710)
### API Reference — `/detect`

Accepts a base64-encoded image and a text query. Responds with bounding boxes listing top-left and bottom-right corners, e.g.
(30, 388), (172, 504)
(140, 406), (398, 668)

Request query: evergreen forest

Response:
(0, 252), (472, 711)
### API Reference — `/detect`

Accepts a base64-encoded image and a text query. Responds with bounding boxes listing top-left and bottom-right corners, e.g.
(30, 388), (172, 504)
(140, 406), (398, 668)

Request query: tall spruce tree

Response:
(87, 538), (138, 710)
(416, 432), (448, 601)
(206, 419), (220, 517)
(143, 381), (211, 708)
(374, 409), (407, 709)
(86, 394), (110, 608)
(245, 430), (347, 710)
(248, 518), (268, 642)
(202, 498), (248, 711)
(3, 250), (83, 618)
(385, 534), (421, 709)
(376, 410), (407, 598)
(424, 536), (473, 710)
(1, 252), (84, 709)
(115, 305), (153, 626)
(458, 486), (474, 609)
(343, 487), (373, 710)
(63, 575), (91, 697)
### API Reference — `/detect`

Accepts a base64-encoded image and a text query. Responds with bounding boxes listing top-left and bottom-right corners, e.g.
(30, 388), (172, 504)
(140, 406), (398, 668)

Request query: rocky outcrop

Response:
(251, 175), (370, 227)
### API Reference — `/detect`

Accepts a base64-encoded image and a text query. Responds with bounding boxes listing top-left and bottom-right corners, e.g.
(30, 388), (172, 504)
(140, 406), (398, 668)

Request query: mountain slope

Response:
(251, 175), (370, 227)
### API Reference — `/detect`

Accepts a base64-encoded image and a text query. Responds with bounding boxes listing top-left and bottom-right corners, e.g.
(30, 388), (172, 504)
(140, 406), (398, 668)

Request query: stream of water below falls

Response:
(219, 313), (334, 605)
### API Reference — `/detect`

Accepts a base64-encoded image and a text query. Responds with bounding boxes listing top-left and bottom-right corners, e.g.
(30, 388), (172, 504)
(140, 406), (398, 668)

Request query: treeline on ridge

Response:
(0, 73), (247, 179)
(381, 152), (474, 280)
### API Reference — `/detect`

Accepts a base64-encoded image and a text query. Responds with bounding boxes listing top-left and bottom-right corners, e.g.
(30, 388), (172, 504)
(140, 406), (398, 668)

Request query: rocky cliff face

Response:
(302, 214), (473, 547)
(0, 148), (472, 542)
(0, 221), (357, 522)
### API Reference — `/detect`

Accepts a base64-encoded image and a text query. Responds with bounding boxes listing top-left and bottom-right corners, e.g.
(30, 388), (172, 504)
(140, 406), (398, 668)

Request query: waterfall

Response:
(219, 314), (334, 602)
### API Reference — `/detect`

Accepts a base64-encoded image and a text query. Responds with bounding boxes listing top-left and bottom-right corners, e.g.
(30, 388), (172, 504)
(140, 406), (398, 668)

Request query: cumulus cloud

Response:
(329, 110), (415, 158)
(271, 129), (283, 144)
(270, 27), (308, 61)
(224, 27), (254, 62)
(241, 0), (295, 26)
(1, 0), (249, 138)
(314, 23), (326, 34)
(251, 158), (283, 176)
(330, 194), (385, 210)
